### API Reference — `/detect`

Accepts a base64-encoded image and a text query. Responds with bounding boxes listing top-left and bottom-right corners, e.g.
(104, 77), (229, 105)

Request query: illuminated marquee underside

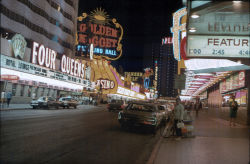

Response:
(76, 8), (123, 60)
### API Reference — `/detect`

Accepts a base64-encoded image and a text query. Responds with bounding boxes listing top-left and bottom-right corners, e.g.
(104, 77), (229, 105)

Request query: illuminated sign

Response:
(162, 37), (173, 45)
(96, 79), (115, 89)
(31, 41), (91, 80)
(220, 71), (245, 93)
(116, 86), (145, 99)
(0, 75), (19, 81)
(187, 35), (249, 58)
(124, 72), (143, 82)
(11, 34), (27, 60)
(61, 55), (86, 78)
(1, 55), (92, 87)
(32, 42), (57, 70)
(187, 2), (249, 59)
(76, 8), (123, 60)
(143, 68), (154, 89)
(171, 7), (187, 61)
(154, 60), (158, 89)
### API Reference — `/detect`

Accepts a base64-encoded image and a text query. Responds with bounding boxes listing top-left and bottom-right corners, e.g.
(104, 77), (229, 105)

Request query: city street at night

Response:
(0, 0), (249, 163)
(0, 105), (160, 164)
(1, 105), (249, 164)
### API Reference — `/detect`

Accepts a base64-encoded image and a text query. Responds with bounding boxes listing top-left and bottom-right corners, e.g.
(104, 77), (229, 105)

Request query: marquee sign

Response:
(76, 8), (123, 60)
(187, 35), (249, 58)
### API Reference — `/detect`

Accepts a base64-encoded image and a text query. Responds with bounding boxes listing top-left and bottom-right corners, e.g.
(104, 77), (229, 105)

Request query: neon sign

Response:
(171, 7), (187, 61)
(76, 8), (123, 60)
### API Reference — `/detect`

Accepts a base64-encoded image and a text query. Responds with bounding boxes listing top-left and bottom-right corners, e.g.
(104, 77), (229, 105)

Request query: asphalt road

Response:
(0, 105), (162, 164)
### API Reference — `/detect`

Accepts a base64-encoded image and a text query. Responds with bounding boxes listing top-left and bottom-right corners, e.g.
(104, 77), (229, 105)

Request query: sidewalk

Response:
(151, 109), (249, 164)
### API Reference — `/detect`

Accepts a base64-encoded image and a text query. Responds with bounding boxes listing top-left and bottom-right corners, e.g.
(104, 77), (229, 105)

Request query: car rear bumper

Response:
(119, 118), (156, 127)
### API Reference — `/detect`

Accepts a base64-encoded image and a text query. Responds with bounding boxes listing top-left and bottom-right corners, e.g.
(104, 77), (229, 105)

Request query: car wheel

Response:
(32, 106), (36, 109)
(67, 106), (69, 109)
(63, 106), (65, 109)
(74, 106), (77, 109)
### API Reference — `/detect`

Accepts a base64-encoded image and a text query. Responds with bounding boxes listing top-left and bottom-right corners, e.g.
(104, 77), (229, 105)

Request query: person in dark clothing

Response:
(6, 92), (12, 107)
(229, 95), (238, 126)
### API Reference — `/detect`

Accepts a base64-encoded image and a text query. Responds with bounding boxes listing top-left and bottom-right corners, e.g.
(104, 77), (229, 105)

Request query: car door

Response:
(47, 97), (55, 107)
(157, 105), (166, 122)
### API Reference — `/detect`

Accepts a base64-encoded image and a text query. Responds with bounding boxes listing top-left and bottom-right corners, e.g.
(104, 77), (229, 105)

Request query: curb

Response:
(146, 122), (171, 164)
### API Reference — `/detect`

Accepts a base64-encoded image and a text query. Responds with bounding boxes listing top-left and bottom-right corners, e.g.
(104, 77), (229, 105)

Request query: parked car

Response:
(118, 102), (167, 132)
(59, 97), (78, 109)
(30, 96), (60, 109)
(107, 100), (124, 112)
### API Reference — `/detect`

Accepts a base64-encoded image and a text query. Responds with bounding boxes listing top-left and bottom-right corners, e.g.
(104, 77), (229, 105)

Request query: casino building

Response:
(0, 0), (81, 103)
(0, 3), (146, 104)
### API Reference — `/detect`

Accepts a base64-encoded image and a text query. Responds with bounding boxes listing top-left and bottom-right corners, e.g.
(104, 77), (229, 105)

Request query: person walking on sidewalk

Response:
(174, 98), (184, 140)
(6, 91), (12, 107)
(229, 95), (238, 126)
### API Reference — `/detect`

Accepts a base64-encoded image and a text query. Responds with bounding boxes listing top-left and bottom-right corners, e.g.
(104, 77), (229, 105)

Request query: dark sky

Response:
(78, 0), (183, 72)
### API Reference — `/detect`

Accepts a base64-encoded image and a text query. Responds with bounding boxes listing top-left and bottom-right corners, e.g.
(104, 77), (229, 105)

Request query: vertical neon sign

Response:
(171, 7), (187, 61)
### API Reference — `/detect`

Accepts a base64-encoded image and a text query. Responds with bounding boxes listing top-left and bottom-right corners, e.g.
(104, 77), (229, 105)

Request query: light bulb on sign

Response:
(90, 44), (93, 60)
(191, 14), (199, 19)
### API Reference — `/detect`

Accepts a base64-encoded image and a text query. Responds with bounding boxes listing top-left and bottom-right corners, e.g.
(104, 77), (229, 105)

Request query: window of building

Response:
(12, 83), (17, 96)
(20, 85), (24, 96)
(34, 87), (38, 99)
(27, 86), (31, 97)
(40, 88), (44, 97)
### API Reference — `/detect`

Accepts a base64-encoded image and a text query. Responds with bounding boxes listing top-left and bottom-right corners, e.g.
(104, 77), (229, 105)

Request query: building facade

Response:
(152, 40), (178, 97)
(0, 0), (80, 103)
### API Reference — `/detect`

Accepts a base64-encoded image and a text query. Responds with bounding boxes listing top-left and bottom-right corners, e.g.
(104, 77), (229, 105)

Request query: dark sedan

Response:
(118, 102), (167, 132)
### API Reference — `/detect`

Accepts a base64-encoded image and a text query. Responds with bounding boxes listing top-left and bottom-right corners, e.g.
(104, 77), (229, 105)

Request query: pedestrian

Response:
(1, 91), (5, 105)
(199, 101), (202, 110)
(174, 97), (184, 140)
(229, 95), (238, 126)
(6, 91), (12, 107)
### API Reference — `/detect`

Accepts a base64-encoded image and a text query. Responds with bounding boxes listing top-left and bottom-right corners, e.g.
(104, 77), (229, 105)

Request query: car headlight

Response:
(152, 117), (157, 125)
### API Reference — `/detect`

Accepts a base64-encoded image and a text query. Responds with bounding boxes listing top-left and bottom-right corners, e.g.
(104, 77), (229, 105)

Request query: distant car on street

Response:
(59, 97), (78, 109)
(107, 100), (124, 112)
(30, 96), (61, 109)
(118, 102), (167, 133)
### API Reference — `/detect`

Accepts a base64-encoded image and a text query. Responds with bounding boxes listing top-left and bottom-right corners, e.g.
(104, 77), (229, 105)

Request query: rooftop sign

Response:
(76, 8), (123, 60)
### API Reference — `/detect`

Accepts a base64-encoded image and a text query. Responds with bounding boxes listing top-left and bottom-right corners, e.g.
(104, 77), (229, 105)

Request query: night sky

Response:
(78, 0), (183, 72)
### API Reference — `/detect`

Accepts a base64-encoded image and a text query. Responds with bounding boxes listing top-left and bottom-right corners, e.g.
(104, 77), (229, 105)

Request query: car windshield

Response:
(59, 98), (71, 101)
(127, 104), (155, 112)
(111, 100), (123, 103)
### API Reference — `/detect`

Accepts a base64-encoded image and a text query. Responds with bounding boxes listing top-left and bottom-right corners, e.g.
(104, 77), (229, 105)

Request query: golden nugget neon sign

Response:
(171, 8), (187, 61)
(76, 8), (123, 61)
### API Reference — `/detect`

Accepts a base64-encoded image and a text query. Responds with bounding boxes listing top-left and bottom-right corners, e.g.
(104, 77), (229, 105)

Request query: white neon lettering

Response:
(32, 42), (39, 64)
(70, 59), (74, 75)
(45, 48), (51, 68)
(38, 44), (45, 66)
(50, 50), (56, 70)
(61, 55), (66, 73)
